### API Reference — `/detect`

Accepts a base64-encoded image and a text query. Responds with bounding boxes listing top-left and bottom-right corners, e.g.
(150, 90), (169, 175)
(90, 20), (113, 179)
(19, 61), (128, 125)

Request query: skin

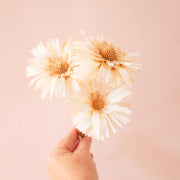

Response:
(46, 128), (99, 180)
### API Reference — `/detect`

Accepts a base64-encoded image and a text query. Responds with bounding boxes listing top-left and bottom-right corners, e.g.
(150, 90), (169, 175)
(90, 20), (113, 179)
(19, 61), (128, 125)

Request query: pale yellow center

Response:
(100, 47), (117, 61)
(48, 57), (69, 77)
(90, 92), (105, 111)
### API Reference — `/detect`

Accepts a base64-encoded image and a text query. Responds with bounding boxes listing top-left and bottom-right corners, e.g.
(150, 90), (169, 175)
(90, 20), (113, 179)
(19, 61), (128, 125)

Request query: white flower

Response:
(26, 39), (81, 100)
(73, 32), (142, 87)
(70, 80), (132, 140)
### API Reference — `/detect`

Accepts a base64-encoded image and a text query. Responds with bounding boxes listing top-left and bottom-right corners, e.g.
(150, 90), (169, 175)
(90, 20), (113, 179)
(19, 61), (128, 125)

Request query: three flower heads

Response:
(26, 31), (142, 140)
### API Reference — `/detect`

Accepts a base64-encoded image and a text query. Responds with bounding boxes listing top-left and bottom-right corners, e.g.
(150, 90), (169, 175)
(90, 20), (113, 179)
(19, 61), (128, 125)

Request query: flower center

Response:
(100, 47), (117, 61)
(91, 92), (105, 111)
(48, 57), (69, 77)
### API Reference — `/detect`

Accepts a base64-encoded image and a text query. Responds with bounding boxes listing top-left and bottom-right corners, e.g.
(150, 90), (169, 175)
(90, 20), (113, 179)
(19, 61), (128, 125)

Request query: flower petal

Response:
(105, 104), (131, 115)
(49, 78), (57, 100)
(92, 111), (100, 138)
(109, 111), (130, 126)
(46, 39), (61, 57)
(122, 62), (142, 71)
(28, 76), (40, 87)
(104, 113), (116, 134)
(100, 113), (110, 139)
(31, 42), (49, 58)
(73, 112), (91, 133)
(40, 81), (51, 100)
(107, 85), (132, 103)
(96, 65), (111, 83)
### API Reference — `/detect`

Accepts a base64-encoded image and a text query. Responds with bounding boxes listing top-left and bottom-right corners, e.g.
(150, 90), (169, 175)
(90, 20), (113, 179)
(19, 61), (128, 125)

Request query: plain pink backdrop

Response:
(0, 0), (180, 180)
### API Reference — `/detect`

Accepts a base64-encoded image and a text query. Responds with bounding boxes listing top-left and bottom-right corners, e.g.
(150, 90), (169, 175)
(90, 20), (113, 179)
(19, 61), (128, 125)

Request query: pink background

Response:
(0, 0), (180, 180)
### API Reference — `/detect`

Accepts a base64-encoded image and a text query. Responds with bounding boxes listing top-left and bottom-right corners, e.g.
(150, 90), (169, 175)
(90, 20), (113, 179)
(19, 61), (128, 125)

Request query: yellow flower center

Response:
(48, 57), (69, 77)
(100, 47), (117, 61)
(91, 92), (105, 111)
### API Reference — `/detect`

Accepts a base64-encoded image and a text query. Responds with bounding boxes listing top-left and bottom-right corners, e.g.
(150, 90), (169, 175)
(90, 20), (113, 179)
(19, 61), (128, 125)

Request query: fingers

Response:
(55, 128), (79, 152)
(75, 136), (92, 154)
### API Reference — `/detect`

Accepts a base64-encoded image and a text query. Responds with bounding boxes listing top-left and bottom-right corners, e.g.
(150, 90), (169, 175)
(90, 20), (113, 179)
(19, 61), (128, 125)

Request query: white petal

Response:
(105, 104), (131, 115)
(118, 68), (130, 84)
(55, 78), (66, 97)
(72, 114), (81, 125)
(86, 125), (94, 137)
(65, 78), (80, 97)
(91, 79), (101, 92)
(61, 78), (66, 97)
(108, 113), (123, 128)
(49, 78), (57, 100)
(105, 113), (116, 134)
(106, 70), (120, 88)
(78, 82), (90, 98)
(33, 78), (46, 91)
(70, 73), (81, 81)
(40, 82), (51, 100)
(104, 70), (112, 84)
(101, 82), (112, 96)
(100, 113), (110, 138)
(107, 85), (132, 103)
(96, 65), (111, 83)
(92, 111), (100, 138)
(46, 39), (61, 57)
(31, 42), (49, 58)
(122, 62), (142, 71)
(109, 111), (130, 125)
(76, 103), (91, 112)
(65, 78), (73, 96)
(26, 65), (41, 77)
(71, 79), (80, 92)
(69, 96), (91, 112)
(28, 76), (40, 87)
(73, 112), (91, 133)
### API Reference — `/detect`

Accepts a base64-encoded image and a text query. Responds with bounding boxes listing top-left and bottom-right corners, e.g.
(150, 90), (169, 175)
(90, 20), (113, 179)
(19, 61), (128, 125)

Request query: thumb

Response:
(75, 136), (92, 154)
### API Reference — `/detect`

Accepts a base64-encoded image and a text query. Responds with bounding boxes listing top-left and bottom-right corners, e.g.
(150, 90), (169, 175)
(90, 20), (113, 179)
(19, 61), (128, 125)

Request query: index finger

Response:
(55, 128), (79, 152)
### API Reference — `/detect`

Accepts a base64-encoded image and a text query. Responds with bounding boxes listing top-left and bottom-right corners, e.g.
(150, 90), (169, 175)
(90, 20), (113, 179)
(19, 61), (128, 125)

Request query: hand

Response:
(46, 128), (99, 180)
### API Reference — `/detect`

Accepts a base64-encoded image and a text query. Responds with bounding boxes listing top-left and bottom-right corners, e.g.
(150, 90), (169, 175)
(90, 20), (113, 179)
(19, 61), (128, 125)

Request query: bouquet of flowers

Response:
(26, 31), (141, 140)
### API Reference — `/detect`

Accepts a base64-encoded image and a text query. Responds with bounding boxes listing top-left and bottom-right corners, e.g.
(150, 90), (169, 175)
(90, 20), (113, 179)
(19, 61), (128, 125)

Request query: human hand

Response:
(46, 128), (99, 180)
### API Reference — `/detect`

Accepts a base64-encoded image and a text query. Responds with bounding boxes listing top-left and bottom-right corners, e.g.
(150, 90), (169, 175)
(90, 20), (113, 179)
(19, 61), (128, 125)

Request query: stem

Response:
(77, 130), (85, 140)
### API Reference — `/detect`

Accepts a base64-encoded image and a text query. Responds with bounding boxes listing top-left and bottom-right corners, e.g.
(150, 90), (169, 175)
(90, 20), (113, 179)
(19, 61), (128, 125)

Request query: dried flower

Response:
(70, 80), (132, 140)
(74, 32), (141, 87)
(26, 39), (80, 100)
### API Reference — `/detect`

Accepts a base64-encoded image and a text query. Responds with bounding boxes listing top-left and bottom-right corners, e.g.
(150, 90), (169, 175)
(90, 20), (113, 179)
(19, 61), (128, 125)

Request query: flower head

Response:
(70, 80), (132, 140)
(26, 39), (80, 100)
(74, 32), (142, 87)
